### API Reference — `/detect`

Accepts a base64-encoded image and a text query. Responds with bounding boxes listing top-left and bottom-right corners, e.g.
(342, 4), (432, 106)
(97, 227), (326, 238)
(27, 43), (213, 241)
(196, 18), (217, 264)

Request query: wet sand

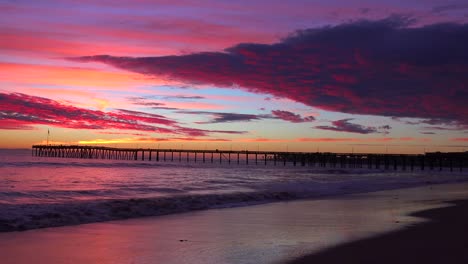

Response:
(288, 199), (468, 264)
(1, 182), (468, 264)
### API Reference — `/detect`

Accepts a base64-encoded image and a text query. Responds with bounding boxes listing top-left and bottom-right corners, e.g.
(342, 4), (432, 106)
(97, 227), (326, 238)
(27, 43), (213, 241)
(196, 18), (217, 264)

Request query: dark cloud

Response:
(393, 117), (468, 131)
(129, 95), (204, 103)
(422, 126), (467, 131)
(151, 106), (180, 110)
(176, 110), (270, 124)
(360, 8), (370, 14)
(73, 18), (468, 126)
(432, 4), (468, 13)
(0, 92), (245, 136)
(179, 109), (314, 124)
(128, 96), (167, 107)
(420, 131), (436, 135)
(134, 102), (166, 107)
(128, 95), (204, 110)
(315, 118), (391, 134)
(271, 110), (315, 123)
(162, 95), (205, 100)
(172, 126), (247, 136)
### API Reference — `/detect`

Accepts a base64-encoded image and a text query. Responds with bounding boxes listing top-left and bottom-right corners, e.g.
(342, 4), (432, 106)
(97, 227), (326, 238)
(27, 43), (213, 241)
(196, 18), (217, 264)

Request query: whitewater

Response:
(1, 149), (467, 232)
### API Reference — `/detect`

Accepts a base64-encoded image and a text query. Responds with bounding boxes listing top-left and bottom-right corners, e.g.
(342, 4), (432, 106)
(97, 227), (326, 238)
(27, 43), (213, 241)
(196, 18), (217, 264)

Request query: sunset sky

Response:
(1, 0), (468, 153)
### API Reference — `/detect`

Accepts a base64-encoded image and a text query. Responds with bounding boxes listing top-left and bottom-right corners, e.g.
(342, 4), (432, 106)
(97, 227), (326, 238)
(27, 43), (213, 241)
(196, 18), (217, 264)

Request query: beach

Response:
(1, 182), (468, 264)
(289, 198), (468, 264)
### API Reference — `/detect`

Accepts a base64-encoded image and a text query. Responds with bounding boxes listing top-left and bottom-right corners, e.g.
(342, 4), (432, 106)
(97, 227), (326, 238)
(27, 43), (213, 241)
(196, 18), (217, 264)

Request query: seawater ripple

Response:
(1, 149), (468, 232)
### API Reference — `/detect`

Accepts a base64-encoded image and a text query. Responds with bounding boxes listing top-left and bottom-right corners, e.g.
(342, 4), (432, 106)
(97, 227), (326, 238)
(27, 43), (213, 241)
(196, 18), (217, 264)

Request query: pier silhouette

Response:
(32, 145), (467, 171)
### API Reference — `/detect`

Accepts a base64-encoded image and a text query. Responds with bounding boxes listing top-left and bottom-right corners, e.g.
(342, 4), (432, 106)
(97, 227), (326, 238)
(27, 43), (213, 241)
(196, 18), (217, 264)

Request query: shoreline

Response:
(287, 199), (468, 264)
(1, 182), (468, 263)
(1, 178), (468, 233)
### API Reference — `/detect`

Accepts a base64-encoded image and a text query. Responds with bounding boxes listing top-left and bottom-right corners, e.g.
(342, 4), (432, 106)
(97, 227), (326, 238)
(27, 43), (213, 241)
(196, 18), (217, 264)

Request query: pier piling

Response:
(30, 145), (466, 172)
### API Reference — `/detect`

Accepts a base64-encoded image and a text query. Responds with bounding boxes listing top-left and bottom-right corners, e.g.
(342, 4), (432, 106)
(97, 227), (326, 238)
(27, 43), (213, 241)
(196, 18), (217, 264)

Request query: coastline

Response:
(1, 182), (468, 264)
(1, 177), (468, 233)
(288, 199), (468, 264)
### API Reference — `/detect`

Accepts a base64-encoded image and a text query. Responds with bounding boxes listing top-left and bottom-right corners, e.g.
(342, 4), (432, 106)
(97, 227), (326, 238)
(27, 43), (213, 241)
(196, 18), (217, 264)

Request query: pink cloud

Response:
(240, 138), (288, 142)
(271, 110), (315, 123)
(452, 138), (468, 142)
(0, 92), (245, 136)
(74, 18), (468, 126)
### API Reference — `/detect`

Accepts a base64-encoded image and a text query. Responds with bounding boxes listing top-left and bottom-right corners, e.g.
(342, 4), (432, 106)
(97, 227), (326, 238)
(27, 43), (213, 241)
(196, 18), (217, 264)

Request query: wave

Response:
(1, 175), (468, 232)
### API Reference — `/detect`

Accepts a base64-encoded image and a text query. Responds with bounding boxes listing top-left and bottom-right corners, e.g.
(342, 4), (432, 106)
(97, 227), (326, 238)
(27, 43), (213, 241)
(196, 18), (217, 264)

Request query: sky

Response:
(1, 0), (468, 153)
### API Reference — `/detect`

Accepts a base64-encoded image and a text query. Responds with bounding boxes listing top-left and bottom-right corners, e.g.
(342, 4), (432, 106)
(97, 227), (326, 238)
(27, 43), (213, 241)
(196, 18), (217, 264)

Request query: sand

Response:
(1, 182), (468, 264)
(288, 199), (468, 264)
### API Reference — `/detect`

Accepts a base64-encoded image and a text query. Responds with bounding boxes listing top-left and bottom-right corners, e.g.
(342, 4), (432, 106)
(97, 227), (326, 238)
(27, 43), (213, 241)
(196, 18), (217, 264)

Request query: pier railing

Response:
(32, 145), (467, 171)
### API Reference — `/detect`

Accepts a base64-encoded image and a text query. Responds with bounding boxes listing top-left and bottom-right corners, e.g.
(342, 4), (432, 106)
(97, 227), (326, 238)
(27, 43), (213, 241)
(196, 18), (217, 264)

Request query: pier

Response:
(32, 145), (467, 171)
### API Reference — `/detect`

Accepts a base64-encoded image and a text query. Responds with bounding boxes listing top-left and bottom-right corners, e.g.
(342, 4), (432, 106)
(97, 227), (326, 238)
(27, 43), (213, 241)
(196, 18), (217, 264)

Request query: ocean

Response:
(1, 149), (467, 232)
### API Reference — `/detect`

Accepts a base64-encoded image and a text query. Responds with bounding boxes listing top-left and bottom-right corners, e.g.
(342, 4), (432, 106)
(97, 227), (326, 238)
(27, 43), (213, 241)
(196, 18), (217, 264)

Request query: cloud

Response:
(420, 131), (436, 135)
(315, 119), (391, 134)
(0, 92), (245, 136)
(297, 137), (359, 142)
(0, 92), (173, 131)
(271, 110), (315, 123)
(78, 137), (231, 144)
(163, 95), (205, 100)
(73, 18), (468, 125)
(172, 126), (247, 136)
(432, 4), (468, 13)
(452, 138), (468, 142)
(240, 138), (288, 142)
(297, 137), (430, 142)
(176, 110), (269, 124)
(97, 131), (149, 136)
